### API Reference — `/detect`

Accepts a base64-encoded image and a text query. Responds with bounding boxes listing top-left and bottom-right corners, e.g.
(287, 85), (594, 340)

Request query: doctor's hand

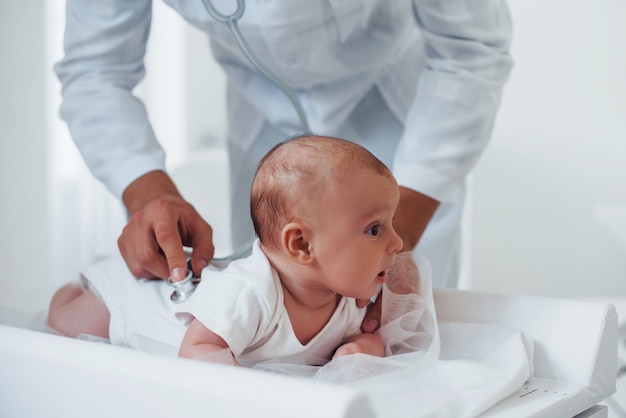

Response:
(394, 186), (439, 252)
(118, 170), (215, 282)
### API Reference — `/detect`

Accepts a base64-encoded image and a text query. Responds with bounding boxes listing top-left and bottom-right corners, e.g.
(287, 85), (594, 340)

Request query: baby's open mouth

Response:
(376, 269), (390, 284)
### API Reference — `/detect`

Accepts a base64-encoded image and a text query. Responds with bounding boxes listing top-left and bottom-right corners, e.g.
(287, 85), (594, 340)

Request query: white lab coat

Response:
(55, 0), (513, 287)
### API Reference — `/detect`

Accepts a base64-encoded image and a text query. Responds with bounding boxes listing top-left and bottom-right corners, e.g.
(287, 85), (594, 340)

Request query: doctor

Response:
(55, 0), (513, 327)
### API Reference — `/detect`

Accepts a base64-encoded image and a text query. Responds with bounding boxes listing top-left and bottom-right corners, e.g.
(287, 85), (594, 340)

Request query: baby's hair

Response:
(250, 135), (392, 250)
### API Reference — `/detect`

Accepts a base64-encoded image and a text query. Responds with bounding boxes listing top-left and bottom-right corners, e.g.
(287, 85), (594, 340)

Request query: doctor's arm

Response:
(56, 0), (214, 281)
(392, 0), (513, 250)
(120, 171), (215, 281)
(392, 0), (514, 207)
(394, 187), (439, 252)
(387, 0), (514, 257)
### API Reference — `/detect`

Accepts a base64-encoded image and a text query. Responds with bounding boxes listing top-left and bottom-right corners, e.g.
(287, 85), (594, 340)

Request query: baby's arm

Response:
(179, 318), (240, 366)
(333, 332), (385, 359)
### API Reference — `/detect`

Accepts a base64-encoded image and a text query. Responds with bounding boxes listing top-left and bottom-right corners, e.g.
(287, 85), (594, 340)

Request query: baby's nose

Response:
(389, 228), (403, 253)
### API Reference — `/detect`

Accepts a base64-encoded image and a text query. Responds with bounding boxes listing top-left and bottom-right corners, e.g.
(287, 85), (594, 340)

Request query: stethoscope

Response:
(166, 249), (250, 303)
(168, 0), (310, 303)
(202, 0), (310, 133)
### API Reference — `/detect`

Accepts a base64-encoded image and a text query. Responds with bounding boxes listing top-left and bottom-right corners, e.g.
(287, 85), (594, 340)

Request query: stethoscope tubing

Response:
(200, 0), (310, 134)
(200, 0), (245, 22)
(189, 0), (310, 267)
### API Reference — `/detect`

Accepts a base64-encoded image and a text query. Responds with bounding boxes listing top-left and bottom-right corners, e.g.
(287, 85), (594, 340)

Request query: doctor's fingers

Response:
(118, 219), (171, 280)
(118, 199), (187, 280)
(154, 203), (215, 279)
(153, 217), (189, 282)
(184, 218), (215, 278)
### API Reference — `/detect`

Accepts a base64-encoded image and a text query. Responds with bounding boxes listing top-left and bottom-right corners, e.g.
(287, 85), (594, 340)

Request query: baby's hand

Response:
(333, 333), (384, 359)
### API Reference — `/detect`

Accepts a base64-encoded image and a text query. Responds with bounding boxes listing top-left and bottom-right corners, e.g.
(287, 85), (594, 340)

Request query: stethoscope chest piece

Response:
(167, 259), (201, 303)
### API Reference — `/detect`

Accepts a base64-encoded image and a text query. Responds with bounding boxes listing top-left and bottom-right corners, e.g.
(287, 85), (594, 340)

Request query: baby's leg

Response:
(333, 333), (385, 359)
(48, 283), (110, 339)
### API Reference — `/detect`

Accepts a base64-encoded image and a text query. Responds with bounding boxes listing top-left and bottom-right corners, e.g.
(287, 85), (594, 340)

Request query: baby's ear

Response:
(281, 222), (313, 264)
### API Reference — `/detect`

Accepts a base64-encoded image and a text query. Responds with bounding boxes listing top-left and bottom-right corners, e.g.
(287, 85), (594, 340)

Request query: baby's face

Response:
(309, 170), (403, 300)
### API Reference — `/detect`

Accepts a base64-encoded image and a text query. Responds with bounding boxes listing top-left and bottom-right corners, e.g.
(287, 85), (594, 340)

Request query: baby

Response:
(48, 135), (406, 366)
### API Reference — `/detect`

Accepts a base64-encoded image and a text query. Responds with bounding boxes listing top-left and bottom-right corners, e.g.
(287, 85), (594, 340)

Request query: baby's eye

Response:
(366, 225), (380, 236)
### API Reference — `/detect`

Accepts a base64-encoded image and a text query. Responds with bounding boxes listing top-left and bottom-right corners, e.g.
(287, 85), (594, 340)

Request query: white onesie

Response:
(81, 240), (366, 366)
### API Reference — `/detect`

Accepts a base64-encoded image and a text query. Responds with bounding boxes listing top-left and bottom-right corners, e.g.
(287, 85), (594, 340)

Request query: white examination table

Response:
(0, 287), (617, 418)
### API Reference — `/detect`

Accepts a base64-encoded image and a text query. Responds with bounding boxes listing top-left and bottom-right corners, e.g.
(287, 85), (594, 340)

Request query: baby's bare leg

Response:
(333, 333), (385, 359)
(48, 283), (110, 339)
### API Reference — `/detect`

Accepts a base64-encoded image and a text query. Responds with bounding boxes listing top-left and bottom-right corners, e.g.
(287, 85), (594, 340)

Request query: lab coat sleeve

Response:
(55, 0), (165, 200)
(393, 0), (514, 203)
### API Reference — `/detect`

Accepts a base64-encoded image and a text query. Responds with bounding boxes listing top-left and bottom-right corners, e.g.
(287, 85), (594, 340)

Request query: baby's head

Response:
(250, 135), (403, 300)
(251, 135), (393, 249)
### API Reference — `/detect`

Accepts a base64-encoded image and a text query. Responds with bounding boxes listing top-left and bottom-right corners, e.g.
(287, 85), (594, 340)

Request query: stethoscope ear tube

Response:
(201, 0), (310, 134)
(200, 0), (245, 23)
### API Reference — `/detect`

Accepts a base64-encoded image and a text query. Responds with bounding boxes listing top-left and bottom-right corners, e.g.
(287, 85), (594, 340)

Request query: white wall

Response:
(0, 1), (52, 315)
(469, 0), (626, 298)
